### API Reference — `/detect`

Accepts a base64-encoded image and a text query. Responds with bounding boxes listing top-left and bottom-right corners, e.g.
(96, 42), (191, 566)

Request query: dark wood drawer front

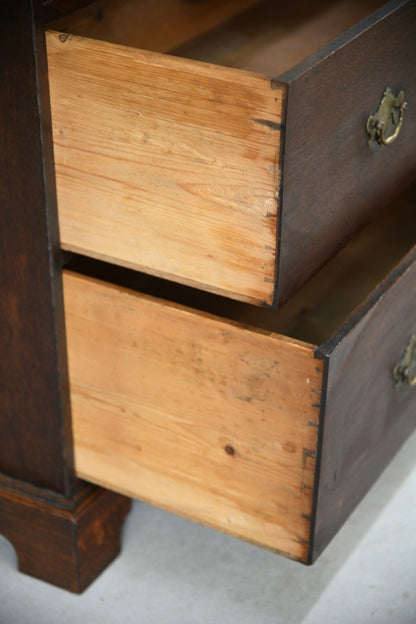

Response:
(277, 0), (416, 304)
(313, 247), (416, 560)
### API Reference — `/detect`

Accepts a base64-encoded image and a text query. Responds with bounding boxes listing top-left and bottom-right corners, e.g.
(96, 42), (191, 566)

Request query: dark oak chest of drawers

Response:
(0, 0), (415, 592)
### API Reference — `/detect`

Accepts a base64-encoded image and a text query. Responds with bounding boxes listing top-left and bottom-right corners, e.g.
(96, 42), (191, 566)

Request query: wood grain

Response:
(63, 271), (322, 562)
(312, 246), (416, 561)
(64, 182), (416, 347)
(0, 0), (132, 593)
(0, 0), (74, 495)
(275, 0), (416, 304)
(48, 0), (263, 52)
(0, 482), (131, 593)
(171, 0), (383, 76)
(47, 32), (282, 306)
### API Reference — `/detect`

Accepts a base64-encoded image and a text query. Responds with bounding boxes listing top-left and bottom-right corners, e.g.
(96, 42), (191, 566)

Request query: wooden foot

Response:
(0, 481), (131, 593)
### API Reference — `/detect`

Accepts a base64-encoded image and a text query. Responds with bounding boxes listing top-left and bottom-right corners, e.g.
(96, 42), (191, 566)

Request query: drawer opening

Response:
(49, 0), (385, 76)
(65, 182), (416, 349)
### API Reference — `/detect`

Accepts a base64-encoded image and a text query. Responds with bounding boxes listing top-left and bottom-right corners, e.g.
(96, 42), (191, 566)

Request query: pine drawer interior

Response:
(46, 0), (416, 306)
(63, 183), (416, 563)
(49, 0), (384, 72)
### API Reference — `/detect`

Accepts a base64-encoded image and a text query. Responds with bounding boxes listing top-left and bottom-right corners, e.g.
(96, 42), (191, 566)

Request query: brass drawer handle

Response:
(394, 334), (416, 387)
(367, 87), (407, 146)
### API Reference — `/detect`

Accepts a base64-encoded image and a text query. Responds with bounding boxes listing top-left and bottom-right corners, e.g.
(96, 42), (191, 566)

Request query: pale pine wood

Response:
(47, 32), (282, 305)
(49, 0), (263, 53)
(63, 271), (322, 562)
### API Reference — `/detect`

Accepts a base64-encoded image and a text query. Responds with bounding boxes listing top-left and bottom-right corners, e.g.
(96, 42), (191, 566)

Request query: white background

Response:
(1, 430), (415, 623)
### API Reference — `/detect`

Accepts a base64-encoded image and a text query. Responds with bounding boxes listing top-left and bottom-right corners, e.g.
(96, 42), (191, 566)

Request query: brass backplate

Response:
(367, 87), (406, 146)
(394, 334), (416, 387)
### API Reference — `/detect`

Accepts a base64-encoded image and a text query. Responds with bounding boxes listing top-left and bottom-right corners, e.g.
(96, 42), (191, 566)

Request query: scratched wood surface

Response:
(47, 32), (282, 305)
(313, 244), (416, 560)
(63, 271), (322, 562)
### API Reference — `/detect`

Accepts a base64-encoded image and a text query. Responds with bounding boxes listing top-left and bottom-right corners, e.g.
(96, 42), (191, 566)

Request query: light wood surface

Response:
(63, 271), (322, 561)
(47, 32), (282, 305)
(49, 0), (263, 53)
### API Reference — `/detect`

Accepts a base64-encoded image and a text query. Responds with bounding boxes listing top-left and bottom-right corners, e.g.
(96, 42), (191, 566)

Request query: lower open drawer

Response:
(63, 189), (416, 563)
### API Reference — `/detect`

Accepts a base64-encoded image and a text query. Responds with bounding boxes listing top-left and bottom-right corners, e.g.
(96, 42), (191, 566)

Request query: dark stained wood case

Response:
(0, 0), (131, 593)
(0, 0), (74, 496)
(0, 481), (131, 592)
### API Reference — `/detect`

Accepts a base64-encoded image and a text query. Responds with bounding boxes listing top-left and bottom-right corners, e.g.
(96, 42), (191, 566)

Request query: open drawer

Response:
(46, 0), (416, 307)
(62, 185), (416, 564)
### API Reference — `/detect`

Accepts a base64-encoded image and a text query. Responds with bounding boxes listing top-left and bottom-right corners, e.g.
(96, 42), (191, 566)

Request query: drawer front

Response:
(277, 0), (416, 303)
(312, 246), (416, 560)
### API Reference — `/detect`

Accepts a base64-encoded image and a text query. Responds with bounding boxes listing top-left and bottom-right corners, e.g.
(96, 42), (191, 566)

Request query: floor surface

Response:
(1, 430), (415, 623)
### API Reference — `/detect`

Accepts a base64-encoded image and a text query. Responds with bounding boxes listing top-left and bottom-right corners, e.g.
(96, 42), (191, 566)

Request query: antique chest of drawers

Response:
(0, 0), (415, 592)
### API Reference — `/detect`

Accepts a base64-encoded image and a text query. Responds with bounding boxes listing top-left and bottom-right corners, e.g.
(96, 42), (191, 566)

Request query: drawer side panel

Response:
(47, 32), (283, 306)
(63, 271), (322, 562)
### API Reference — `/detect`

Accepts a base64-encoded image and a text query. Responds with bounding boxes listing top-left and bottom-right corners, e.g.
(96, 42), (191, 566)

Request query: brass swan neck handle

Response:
(367, 87), (407, 146)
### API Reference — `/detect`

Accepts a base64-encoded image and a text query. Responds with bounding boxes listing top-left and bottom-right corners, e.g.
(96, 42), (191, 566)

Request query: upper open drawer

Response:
(46, 0), (416, 306)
